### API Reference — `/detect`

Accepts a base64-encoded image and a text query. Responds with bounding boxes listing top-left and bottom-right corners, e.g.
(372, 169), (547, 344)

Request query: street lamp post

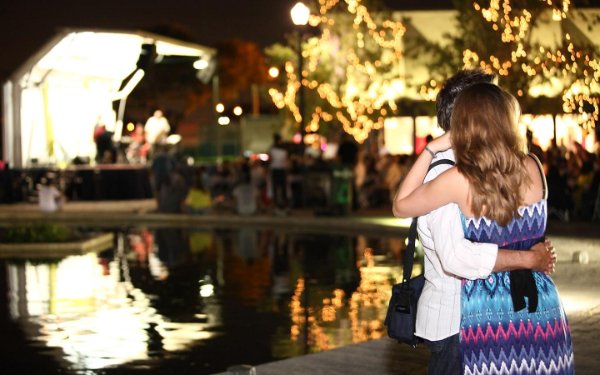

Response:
(291, 2), (310, 145)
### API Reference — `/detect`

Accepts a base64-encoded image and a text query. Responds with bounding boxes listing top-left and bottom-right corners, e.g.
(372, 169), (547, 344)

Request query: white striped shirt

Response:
(415, 149), (498, 341)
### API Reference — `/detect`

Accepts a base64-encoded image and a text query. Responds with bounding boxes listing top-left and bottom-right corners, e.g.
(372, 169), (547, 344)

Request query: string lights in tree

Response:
(269, 0), (407, 143)
(271, 0), (598, 142)
(460, 0), (599, 131)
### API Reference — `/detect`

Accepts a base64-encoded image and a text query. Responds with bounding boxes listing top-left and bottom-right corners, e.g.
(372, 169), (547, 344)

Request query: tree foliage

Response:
(266, 0), (406, 143)
(424, 0), (599, 124)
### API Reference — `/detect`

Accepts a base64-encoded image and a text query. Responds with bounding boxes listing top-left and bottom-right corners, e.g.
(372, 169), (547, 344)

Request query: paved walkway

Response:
(1, 199), (599, 374)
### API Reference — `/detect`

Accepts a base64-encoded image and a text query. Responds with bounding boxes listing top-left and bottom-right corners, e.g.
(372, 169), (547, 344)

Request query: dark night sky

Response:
(0, 0), (460, 81)
(0, 0), (302, 80)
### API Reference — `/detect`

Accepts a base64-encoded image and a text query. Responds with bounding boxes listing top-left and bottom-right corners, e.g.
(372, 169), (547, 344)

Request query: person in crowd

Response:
(337, 133), (359, 167)
(546, 154), (573, 221)
(393, 80), (572, 374)
(208, 161), (234, 210)
(37, 174), (65, 212)
(269, 133), (289, 214)
(126, 122), (149, 164)
(526, 129), (545, 165)
(184, 168), (214, 214)
(157, 165), (188, 213)
(249, 158), (270, 212)
(93, 122), (116, 164)
(356, 154), (380, 208)
(383, 154), (403, 203)
(232, 162), (258, 215)
(150, 144), (176, 205)
(337, 133), (359, 210)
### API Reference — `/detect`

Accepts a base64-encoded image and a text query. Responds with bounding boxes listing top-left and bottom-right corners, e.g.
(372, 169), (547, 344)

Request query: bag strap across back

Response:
(402, 158), (455, 285)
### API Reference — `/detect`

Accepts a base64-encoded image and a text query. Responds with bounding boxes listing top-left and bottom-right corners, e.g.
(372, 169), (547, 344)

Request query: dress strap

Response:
(528, 153), (547, 200)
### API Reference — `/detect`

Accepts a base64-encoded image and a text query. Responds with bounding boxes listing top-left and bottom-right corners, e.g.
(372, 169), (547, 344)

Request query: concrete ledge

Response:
(0, 232), (114, 258)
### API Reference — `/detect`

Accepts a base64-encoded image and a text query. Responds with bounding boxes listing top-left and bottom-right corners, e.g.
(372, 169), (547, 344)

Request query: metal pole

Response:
(213, 74), (221, 161)
(298, 31), (306, 145)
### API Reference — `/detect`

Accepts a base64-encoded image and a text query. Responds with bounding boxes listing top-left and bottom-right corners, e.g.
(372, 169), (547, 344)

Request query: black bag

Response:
(385, 158), (455, 346)
(384, 218), (423, 346)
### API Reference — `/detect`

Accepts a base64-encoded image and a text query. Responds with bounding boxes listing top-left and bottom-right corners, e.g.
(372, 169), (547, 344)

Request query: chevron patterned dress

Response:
(460, 199), (574, 374)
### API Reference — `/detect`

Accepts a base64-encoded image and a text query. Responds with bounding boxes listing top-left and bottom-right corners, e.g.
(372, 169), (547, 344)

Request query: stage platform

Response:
(0, 163), (153, 203)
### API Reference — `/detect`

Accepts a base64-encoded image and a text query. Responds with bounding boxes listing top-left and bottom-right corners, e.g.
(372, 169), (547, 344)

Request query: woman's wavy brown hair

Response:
(451, 83), (530, 226)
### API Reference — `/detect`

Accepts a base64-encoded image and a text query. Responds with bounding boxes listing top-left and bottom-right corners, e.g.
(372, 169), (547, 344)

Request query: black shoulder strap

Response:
(428, 158), (455, 171)
(402, 158), (455, 284)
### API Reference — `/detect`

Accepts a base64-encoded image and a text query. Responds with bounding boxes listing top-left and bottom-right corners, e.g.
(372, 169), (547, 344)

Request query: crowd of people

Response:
(148, 128), (599, 223)
(87, 107), (599, 223)
(543, 137), (600, 221)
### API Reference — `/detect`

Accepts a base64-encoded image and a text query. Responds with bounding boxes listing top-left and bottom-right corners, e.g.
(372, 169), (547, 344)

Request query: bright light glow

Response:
(4, 29), (216, 167)
(20, 80), (116, 164)
(384, 117), (414, 155)
(218, 116), (230, 125)
(193, 59), (209, 70)
(154, 40), (211, 57)
(233, 106), (243, 116)
(292, 133), (303, 144)
(199, 284), (214, 298)
(166, 134), (182, 145)
(215, 103), (225, 113)
(258, 153), (269, 161)
(291, 2), (310, 26)
(7, 249), (218, 370)
(126, 122), (135, 132)
(35, 32), (141, 81)
(520, 114), (554, 150)
(269, 66), (280, 78)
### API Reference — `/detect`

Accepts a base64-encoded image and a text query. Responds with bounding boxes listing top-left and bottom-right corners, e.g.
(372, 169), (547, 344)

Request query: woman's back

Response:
(459, 156), (574, 375)
(458, 156), (545, 223)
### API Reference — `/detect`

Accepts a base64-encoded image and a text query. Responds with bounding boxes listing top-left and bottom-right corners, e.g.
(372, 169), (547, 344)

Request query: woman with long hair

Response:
(393, 82), (574, 374)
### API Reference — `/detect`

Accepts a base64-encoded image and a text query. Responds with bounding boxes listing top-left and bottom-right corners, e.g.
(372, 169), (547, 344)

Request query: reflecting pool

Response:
(0, 226), (413, 375)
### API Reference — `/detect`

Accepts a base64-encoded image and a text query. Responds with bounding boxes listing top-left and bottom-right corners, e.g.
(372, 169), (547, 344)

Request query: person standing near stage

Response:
(145, 109), (170, 157)
(268, 133), (289, 215)
(93, 121), (116, 164)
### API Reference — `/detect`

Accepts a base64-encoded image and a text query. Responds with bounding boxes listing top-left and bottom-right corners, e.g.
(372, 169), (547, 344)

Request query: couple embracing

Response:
(393, 70), (574, 374)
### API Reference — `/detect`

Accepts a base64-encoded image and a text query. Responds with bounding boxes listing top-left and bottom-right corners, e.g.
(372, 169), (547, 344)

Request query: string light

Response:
(269, 0), (406, 142)
(271, 0), (597, 141)
(465, 0), (598, 130)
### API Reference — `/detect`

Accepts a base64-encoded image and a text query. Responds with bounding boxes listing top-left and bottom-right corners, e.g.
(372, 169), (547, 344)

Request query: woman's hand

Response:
(530, 239), (556, 274)
(428, 132), (452, 154)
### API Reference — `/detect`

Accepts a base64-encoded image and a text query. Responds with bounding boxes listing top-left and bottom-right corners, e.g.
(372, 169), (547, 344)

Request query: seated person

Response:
(37, 175), (65, 212)
(185, 177), (214, 214)
(232, 174), (258, 215)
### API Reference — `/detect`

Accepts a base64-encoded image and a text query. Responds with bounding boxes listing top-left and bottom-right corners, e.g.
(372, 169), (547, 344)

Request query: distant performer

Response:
(145, 109), (170, 146)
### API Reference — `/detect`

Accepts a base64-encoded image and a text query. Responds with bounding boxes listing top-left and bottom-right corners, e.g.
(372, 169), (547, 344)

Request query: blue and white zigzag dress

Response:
(460, 199), (574, 374)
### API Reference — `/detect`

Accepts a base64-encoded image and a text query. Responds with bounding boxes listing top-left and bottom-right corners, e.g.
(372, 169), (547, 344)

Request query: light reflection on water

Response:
(2, 227), (413, 374)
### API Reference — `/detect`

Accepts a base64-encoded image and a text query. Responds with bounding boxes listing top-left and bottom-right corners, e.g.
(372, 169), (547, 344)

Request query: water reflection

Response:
(1, 226), (409, 374)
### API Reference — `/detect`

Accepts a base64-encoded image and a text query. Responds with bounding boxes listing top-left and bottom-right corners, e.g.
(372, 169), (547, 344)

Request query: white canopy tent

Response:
(3, 28), (215, 168)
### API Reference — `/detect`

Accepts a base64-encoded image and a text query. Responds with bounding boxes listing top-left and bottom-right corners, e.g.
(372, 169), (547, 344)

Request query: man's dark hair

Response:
(436, 69), (496, 131)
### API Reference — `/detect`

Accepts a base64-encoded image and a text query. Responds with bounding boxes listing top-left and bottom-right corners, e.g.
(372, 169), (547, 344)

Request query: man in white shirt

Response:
(413, 70), (555, 374)
(269, 133), (289, 213)
(144, 109), (170, 146)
